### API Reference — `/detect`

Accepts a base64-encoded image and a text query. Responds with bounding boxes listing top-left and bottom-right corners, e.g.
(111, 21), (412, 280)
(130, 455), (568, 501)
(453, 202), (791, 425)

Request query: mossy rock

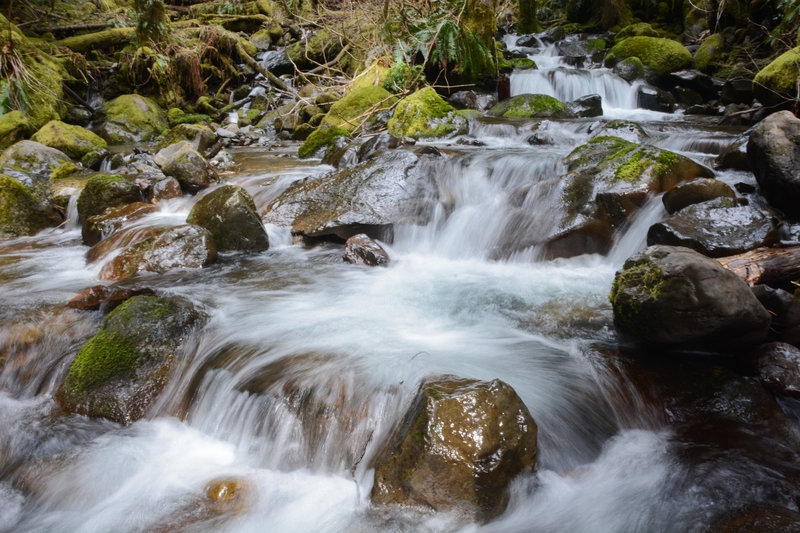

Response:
(609, 37), (692, 75)
(31, 120), (107, 160)
(387, 87), (467, 139)
(286, 29), (343, 70)
(695, 34), (724, 73)
(50, 161), (83, 181)
(0, 174), (62, 237)
(250, 28), (273, 50)
(76, 174), (142, 222)
(489, 93), (570, 119)
(613, 56), (645, 82)
(96, 94), (169, 144)
(0, 140), (72, 186)
(57, 295), (204, 424)
(155, 123), (216, 153)
(322, 86), (396, 132)
(186, 185), (269, 252)
(156, 141), (218, 193)
(0, 111), (32, 151)
(614, 22), (659, 42)
(81, 201), (159, 246)
(298, 126), (352, 159)
(167, 107), (212, 127)
(499, 57), (538, 72)
(753, 46), (800, 107)
(350, 61), (390, 93)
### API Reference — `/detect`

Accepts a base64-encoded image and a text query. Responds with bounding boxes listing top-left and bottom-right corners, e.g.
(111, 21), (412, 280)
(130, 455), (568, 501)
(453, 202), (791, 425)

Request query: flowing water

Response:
(0, 35), (793, 533)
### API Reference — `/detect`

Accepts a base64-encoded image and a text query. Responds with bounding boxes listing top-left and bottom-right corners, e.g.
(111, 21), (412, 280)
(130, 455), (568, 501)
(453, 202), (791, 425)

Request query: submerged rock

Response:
(0, 174), (62, 237)
(609, 245), (771, 347)
(343, 234), (389, 266)
(187, 185), (268, 252)
(76, 174), (142, 222)
(489, 93), (571, 119)
(388, 87), (467, 139)
(0, 140), (71, 186)
(371, 376), (537, 522)
(57, 295), (203, 424)
(747, 111), (800, 217)
(96, 94), (169, 144)
(661, 178), (736, 214)
(31, 120), (107, 160)
(705, 503), (800, 533)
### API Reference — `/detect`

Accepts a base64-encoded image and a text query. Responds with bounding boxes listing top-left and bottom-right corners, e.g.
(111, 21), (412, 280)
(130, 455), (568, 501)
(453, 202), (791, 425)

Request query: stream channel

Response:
(1, 34), (798, 533)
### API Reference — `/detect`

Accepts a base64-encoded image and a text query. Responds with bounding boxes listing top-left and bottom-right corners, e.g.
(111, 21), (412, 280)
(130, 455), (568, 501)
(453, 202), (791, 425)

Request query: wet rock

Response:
(156, 141), (219, 193)
(447, 90), (497, 112)
(67, 285), (155, 312)
(751, 285), (800, 345)
(0, 140), (71, 186)
(320, 136), (359, 168)
(155, 123), (216, 153)
(76, 174), (142, 222)
(489, 93), (572, 119)
(747, 111), (800, 217)
(323, 86), (397, 133)
(263, 149), (438, 241)
(30, 120), (107, 160)
(647, 198), (778, 257)
(343, 234), (389, 266)
(662, 178), (736, 214)
(151, 177), (183, 203)
(668, 70), (720, 100)
(0, 110), (31, 151)
(95, 94), (168, 144)
(609, 37), (692, 79)
(0, 174), (62, 237)
(610, 245), (771, 347)
(298, 126), (351, 159)
(715, 136), (750, 171)
(637, 86), (675, 112)
(613, 57), (644, 82)
(81, 202), (159, 246)
(753, 342), (800, 398)
(204, 478), (252, 516)
(57, 295), (203, 424)
(186, 185), (268, 252)
(705, 504), (800, 532)
(356, 133), (415, 163)
(515, 34), (540, 48)
(721, 78), (754, 105)
(388, 88), (467, 139)
(371, 376), (537, 522)
(590, 120), (648, 143)
(259, 48), (293, 76)
(567, 94), (602, 118)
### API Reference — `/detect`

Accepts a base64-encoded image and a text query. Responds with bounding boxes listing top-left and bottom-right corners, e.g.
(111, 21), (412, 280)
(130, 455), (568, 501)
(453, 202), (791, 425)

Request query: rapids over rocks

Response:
(1, 36), (798, 533)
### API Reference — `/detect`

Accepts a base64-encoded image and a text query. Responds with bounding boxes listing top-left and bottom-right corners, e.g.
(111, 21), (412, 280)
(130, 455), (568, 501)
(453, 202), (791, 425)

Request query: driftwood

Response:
(718, 246), (800, 286)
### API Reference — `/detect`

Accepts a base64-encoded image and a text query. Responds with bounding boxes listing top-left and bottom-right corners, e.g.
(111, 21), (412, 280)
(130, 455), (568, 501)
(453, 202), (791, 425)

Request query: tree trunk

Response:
(717, 246), (800, 286)
(518, 0), (541, 33)
(135, 0), (172, 45)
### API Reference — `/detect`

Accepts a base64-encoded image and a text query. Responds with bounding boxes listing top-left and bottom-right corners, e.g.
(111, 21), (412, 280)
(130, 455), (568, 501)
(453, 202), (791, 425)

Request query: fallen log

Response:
(718, 246), (800, 286)
(54, 27), (135, 52)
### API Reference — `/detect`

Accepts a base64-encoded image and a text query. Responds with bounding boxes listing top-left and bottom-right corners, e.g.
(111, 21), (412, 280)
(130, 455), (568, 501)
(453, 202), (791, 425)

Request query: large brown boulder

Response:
(747, 111), (800, 217)
(186, 185), (268, 252)
(371, 376), (537, 522)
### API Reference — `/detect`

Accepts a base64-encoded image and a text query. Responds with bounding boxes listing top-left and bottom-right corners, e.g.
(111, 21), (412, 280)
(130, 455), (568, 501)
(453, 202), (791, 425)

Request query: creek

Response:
(0, 35), (796, 533)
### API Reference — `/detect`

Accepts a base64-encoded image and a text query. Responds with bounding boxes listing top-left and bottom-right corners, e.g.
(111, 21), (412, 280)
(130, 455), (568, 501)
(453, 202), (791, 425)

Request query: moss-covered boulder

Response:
(0, 111), (31, 151)
(155, 141), (218, 193)
(387, 87), (468, 138)
(96, 94), (169, 144)
(615, 22), (660, 42)
(186, 185), (268, 252)
(610, 245), (771, 348)
(57, 295), (204, 424)
(0, 140), (72, 186)
(613, 57), (645, 82)
(286, 29), (344, 70)
(609, 37), (692, 76)
(488, 93), (571, 119)
(155, 123), (216, 153)
(322, 86), (396, 132)
(0, 174), (62, 237)
(76, 174), (142, 222)
(753, 46), (800, 107)
(31, 120), (107, 160)
(81, 202), (159, 246)
(371, 376), (537, 522)
(694, 34), (724, 73)
(298, 126), (352, 159)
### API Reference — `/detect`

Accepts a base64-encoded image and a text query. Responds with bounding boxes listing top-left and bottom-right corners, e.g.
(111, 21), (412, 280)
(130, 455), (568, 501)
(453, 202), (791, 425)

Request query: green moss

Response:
(694, 34), (723, 72)
(0, 111), (31, 151)
(609, 262), (665, 313)
(322, 86), (396, 132)
(753, 46), (800, 106)
(653, 150), (679, 178)
(54, 27), (136, 52)
(610, 36), (692, 74)
(615, 22), (659, 42)
(101, 94), (169, 143)
(0, 173), (60, 236)
(298, 126), (351, 159)
(587, 38), (607, 51)
(286, 29), (343, 70)
(76, 174), (140, 221)
(500, 57), (538, 71)
(50, 161), (82, 180)
(614, 150), (651, 182)
(351, 61), (390, 92)
(387, 87), (463, 138)
(31, 120), (107, 160)
(489, 94), (567, 119)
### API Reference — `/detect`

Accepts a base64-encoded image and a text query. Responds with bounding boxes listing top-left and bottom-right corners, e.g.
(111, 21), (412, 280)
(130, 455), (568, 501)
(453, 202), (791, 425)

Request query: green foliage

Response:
(383, 62), (423, 93)
(770, 0), (800, 47)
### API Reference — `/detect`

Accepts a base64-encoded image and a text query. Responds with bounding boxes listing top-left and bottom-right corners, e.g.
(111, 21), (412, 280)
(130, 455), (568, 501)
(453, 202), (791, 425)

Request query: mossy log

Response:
(718, 246), (800, 286)
(55, 27), (136, 52)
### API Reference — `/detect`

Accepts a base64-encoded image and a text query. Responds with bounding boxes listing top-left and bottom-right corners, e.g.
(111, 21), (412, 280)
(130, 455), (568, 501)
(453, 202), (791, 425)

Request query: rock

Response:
(747, 111), (800, 217)
(371, 376), (537, 522)
(81, 202), (159, 246)
(609, 37), (692, 78)
(615, 22), (659, 41)
(590, 120), (648, 143)
(489, 93), (571, 119)
(356, 133), (415, 163)
(715, 136), (750, 171)
(343, 234), (389, 266)
(647, 198), (778, 257)
(705, 504), (800, 533)
(215, 127), (237, 139)
(0, 174), (62, 237)
(751, 285), (800, 344)
(567, 94), (602, 118)
(30, 120), (107, 160)
(156, 141), (218, 193)
(76, 174), (142, 222)
(99, 224), (217, 281)
(753, 46), (800, 107)
(67, 285), (155, 312)
(613, 57), (645, 82)
(0, 140), (71, 186)
(57, 295), (203, 424)
(155, 123), (216, 153)
(0, 111), (31, 151)
(637, 86), (675, 112)
(322, 86), (397, 133)
(151, 177), (183, 203)
(298, 126), (352, 159)
(286, 29), (343, 70)
(448, 90), (497, 112)
(721, 78), (754, 105)
(694, 33), (723, 73)
(204, 478), (252, 516)
(609, 245), (771, 347)
(753, 342), (800, 398)
(388, 87), (468, 138)
(263, 149), (438, 241)
(186, 185), (268, 252)
(668, 70), (720, 100)
(662, 178), (736, 214)
(96, 94), (169, 144)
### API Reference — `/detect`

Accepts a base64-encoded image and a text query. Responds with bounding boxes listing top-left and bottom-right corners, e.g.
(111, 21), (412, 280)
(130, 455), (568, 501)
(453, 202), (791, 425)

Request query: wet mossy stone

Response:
(613, 56), (645, 82)
(0, 111), (31, 151)
(371, 375), (537, 522)
(747, 110), (800, 217)
(695, 33), (724, 73)
(609, 245), (771, 348)
(82, 202), (159, 246)
(76, 174), (142, 222)
(97, 94), (169, 144)
(609, 37), (692, 75)
(388, 87), (468, 138)
(166, 108), (212, 127)
(489, 93), (570, 119)
(0, 174), (62, 237)
(753, 46), (800, 107)
(298, 126), (352, 159)
(31, 120), (107, 160)
(57, 295), (204, 424)
(322, 86), (396, 133)
(186, 185), (268, 252)
(155, 123), (216, 153)
(0, 140), (72, 186)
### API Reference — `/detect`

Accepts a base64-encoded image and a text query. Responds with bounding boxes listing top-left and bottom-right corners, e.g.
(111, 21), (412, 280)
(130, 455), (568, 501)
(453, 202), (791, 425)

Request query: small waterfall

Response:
(511, 68), (644, 111)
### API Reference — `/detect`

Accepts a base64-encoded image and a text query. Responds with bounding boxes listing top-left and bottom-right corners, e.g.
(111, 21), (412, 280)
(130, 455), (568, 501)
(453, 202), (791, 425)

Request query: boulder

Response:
(613, 57), (645, 82)
(81, 202), (159, 246)
(447, 90), (497, 112)
(715, 136), (749, 171)
(753, 342), (800, 398)
(343, 234), (389, 266)
(298, 126), (352, 159)
(647, 198), (778, 257)
(155, 123), (216, 153)
(694, 33), (723, 73)
(753, 46), (800, 107)
(590, 120), (648, 143)
(608, 37), (692, 78)
(322, 86), (396, 133)
(371, 376), (537, 522)
(705, 504), (800, 533)
(721, 78), (754, 105)
(186, 185), (268, 252)
(747, 111), (800, 217)
(156, 141), (218, 192)
(0, 174), (62, 237)
(488, 93), (571, 119)
(76, 174), (142, 222)
(751, 285), (800, 344)
(615, 22), (659, 41)
(31, 120), (107, 160)
(0, 140), (71, 186)
(636, 86), (675, 112)
(57, 295), (203, 424)
(609, 245), (771, 347)
(0, 111), (31, 151)
(96, 94), (169, 144)
(263, 149), (438, 241)
(567, 94), (602, 118)
(661, 178), (736, 214)
(67, 285), (155, 312)
(388, 87), (468, 138)
(151, 177), (183, 202)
